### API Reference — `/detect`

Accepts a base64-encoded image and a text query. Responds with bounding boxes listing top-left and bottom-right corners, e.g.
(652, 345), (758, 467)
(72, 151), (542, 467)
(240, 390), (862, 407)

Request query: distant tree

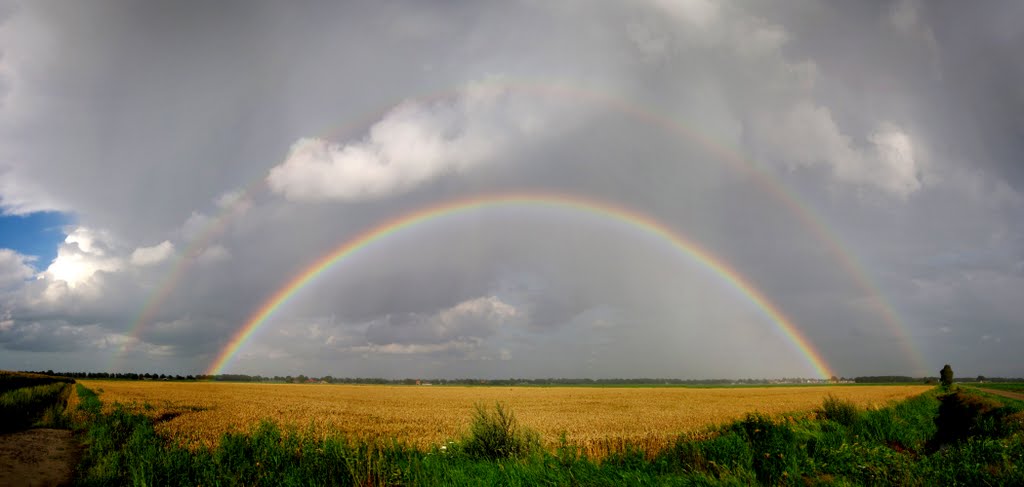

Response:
(977, 375), (986, 383)
(940, 364), (954, 389)
(830, 375), (838, 383)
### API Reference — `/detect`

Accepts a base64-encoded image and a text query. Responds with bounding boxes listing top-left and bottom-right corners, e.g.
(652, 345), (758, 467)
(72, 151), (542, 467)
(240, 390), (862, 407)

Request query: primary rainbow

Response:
(121, 78), (921, 374)
(206, 192), (833, 378)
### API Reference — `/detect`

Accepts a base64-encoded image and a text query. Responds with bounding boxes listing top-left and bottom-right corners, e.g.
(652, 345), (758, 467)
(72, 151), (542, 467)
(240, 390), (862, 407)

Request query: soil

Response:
(0, 429), (79, 487)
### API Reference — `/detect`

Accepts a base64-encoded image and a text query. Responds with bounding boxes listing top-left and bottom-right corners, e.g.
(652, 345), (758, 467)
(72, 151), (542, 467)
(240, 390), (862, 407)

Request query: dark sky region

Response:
(0, 0), (1021, 379)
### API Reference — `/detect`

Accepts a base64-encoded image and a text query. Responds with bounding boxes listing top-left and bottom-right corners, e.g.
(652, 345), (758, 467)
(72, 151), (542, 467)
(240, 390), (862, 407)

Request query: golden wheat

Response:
(80, 381), (930, 456)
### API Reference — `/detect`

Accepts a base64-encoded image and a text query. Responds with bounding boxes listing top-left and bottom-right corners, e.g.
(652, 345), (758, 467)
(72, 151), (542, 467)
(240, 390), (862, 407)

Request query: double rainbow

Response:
(117, 78), (924, 376)
(206, 192), (833, 378)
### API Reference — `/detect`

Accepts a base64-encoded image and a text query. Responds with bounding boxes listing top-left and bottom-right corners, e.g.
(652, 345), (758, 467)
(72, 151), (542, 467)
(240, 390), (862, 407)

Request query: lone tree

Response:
(940, 364), (954, 389)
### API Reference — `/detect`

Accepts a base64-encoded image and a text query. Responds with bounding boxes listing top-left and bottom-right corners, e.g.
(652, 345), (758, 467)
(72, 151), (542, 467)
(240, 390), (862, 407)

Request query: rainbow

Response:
(206, 192), (834, 378)
(121, 78), (923, 375)
(110, 180), (264, 370)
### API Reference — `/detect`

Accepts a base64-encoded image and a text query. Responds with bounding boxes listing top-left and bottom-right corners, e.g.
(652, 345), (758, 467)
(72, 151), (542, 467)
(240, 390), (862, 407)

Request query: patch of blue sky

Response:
(0, 211), (73, 269)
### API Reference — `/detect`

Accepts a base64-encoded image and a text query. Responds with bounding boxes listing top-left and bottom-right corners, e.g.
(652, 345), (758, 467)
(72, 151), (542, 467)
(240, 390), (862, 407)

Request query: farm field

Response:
(974, 382), (1024, 393)
(81, 380), (930, 456)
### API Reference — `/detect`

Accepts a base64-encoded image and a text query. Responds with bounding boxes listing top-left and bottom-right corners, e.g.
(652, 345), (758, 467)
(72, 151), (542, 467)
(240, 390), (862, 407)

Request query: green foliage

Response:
(851, 393), (937, 452)
(730, 414), (799, 484)
(940, 364), (954, 389)
(931, 390), (1021, 449)
(0, 372), (77, 432)
(818, 394), (860, 426)
(0, 382), (72, 431)
(75, 383), (103, 417)
(698, 431), (753, 475)
(921, 436), (1024, 486)
(462, 402), (541, 460)
(0, 370), (74, 394)
(974, 382), (1024, 394)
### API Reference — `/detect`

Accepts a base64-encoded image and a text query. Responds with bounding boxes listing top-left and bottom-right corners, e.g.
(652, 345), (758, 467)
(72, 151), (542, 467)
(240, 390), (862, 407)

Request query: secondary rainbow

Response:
(109, 179), (265, 371)
(206, 192), (833, 378)
(122, 78), (921, 374)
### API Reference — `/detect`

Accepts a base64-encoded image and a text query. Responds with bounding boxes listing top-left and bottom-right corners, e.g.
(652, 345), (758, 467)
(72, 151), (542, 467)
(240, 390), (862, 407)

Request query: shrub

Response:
(462, 402), (540, 460)
(818, 394), (859, 426)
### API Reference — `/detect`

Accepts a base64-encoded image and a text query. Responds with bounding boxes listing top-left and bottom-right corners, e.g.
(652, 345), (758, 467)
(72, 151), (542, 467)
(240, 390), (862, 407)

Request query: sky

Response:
(0, 0), (1021, 379)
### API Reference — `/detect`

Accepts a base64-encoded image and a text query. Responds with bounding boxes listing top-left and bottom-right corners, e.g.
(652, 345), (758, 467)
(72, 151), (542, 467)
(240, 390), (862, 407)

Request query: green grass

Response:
(966, 388), (1024, 411)
(0, 381), (74, 432)
(972, 382), (1024, 394)
(818, 394), (860, 426)
(0, 369), (75, 394)
(462, 402), (541, 460)
(72, 386), (1024, 486)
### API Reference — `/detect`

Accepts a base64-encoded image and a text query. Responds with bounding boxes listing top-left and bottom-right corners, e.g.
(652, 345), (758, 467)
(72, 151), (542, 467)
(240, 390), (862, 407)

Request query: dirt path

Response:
(975, 387), (1024, 402)
(0, 429), (79, 487)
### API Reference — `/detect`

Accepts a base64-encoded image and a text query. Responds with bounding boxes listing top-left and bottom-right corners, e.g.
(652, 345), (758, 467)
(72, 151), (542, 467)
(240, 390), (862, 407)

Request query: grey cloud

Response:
(0, 249), (34, 289)
(0, 0), (1022, 377)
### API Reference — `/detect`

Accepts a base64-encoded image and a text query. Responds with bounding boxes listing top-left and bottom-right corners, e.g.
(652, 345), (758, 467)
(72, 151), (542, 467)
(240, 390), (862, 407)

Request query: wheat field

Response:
(81, 381), (930, 456)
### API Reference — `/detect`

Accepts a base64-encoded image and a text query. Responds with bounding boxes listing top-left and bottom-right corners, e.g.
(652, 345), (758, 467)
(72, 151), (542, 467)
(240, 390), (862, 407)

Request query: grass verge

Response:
(0, 381), (74, 432)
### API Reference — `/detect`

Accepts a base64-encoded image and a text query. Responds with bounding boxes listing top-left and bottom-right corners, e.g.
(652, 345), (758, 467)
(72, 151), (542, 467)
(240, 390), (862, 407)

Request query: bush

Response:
(818, 394), (859, 426)
(462, 402), (540, 460)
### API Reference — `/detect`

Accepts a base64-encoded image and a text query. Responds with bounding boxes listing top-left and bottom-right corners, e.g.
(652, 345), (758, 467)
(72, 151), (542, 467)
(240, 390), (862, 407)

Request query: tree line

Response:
(21, 370), (1024, 385)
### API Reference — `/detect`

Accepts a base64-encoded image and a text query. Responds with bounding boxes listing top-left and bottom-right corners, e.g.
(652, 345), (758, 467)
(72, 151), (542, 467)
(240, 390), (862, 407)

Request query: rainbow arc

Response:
(206, 192), (834, 379)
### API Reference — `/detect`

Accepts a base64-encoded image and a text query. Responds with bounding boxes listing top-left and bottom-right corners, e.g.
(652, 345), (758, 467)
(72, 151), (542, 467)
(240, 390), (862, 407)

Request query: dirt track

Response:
(0, 429), (78, 487)
(975, 387), (1024, 402)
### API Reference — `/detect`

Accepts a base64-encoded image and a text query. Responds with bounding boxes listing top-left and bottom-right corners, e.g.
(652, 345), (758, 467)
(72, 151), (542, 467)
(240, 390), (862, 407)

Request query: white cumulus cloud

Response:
(754, 101), (924, 198)
(130, 240), (174, 267)
(267, 80), (561, 202)
(43, 227), (122, 290)
(0, 249), (35, 289)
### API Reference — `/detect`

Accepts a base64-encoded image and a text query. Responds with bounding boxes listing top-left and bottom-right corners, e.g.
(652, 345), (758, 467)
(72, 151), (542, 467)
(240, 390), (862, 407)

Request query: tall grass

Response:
(818, 394), (859, 426)
(462, 402), (541, 460)
(0, 382), (73, 431)
(0, 370), (74, 394)
(73, 386), (1024, 486)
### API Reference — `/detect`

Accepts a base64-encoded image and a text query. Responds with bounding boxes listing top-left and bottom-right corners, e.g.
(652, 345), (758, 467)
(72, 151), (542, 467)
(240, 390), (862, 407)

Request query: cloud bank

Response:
(0, 1), (1021, 378)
